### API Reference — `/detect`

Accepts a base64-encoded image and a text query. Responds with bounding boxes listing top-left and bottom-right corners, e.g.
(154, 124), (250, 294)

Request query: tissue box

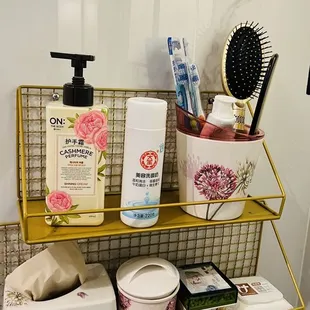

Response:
(231, 276), (293, 310)
(177, 262), (238, 310)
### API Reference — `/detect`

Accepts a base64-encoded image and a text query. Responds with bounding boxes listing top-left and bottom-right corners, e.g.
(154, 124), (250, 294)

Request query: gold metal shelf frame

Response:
(0, 85), (301, 308)
(16, 85), (285, 243)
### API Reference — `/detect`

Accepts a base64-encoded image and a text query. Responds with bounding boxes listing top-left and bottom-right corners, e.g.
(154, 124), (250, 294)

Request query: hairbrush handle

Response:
(249, 53), (279, 135)
(306, 66), (310, 95)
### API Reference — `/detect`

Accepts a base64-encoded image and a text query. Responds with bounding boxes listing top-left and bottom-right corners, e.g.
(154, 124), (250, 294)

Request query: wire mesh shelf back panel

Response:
(18, 87), (216, 198)
(0, 86), (262, 306)
(0, 222), (261, 305)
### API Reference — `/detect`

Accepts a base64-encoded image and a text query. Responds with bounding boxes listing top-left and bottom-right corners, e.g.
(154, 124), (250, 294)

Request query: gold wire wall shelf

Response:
(17, 85), (285, 244)
(5, 85), (302, 309)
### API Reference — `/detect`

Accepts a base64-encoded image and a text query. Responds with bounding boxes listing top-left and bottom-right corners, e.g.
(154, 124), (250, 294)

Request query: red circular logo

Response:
(140, 151), (158, 170)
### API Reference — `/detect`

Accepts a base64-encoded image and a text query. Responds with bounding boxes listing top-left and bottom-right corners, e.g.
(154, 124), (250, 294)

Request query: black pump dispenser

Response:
(50, 52), (95, 107)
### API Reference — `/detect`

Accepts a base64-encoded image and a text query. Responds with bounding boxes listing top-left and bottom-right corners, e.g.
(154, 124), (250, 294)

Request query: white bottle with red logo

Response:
(121, 97), (167, 228)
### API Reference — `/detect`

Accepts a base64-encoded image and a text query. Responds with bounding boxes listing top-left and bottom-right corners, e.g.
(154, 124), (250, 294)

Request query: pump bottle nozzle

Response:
(50, 51), (95, 107)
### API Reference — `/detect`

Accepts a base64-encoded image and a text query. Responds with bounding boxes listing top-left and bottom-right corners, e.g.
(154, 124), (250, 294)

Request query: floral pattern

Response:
(67, 109), (108, 180)
(46, 190), (73, 212)
(166, 297), (177, 310)
(119, 291), (131, 310)
(236, 159), (256, 195)
(5, 290), (29, 307)
(193, 159), (256, 220)
(45, 186), (79, 226)
(194, 164), (237, 200)
(72, 110), (107, 146)
(179, 154), (203, 180)
(77, 291), (88, 299)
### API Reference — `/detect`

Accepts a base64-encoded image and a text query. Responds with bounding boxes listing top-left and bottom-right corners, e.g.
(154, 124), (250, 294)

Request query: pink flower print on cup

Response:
(74, 110), (107, 144)
(166, 297), (177, 310)
(77, 292), (88, 299)
(194, 164), (237, 200)
(119, 291), (131, 310)
(93, 126), (108, 151)
(46, 191), (72, 212)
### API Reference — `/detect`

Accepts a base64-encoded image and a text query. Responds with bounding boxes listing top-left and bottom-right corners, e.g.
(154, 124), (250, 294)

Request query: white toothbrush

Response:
(190, 63), (205, 119)
(167, 37), (192, 114)
(167, 37), (180, 89)
(182, 38), (196, 116)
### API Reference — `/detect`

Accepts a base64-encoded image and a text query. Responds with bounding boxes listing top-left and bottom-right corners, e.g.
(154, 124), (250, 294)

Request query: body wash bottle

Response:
(120, 97), (167, 228)
(45, 52), (108, 226)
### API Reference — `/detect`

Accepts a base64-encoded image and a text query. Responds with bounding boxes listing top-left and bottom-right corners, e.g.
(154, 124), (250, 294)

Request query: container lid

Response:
(231, 276), (283, 305)
(125, 97), (167, 130)
(208, 95), (236, 124)
(116, 257), (179, 300)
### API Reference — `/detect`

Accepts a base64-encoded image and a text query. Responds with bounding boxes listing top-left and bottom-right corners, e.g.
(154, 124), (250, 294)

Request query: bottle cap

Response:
(126, 97), (167, 130)
(116, 257), (179, 299)
(50, 52), (95, 107)
(207, 95), (236, 126)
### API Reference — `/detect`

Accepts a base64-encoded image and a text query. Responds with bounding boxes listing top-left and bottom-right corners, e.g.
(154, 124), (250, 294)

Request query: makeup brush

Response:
(249, 53), (279, 135)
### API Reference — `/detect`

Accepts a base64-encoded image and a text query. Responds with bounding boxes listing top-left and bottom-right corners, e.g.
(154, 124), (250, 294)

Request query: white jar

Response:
(116, 257), (180, 310)
(120, 97), (167, 228)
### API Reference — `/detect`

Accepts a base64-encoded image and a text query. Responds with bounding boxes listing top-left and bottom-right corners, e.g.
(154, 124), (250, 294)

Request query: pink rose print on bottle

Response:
(119, 291), (131, 310)
(73, 110), (107, 144)
(93, 126), (108, 151)
(67, 109), (108, 181)
(45, 186), (79, 225)
(46, 190), (72, 212)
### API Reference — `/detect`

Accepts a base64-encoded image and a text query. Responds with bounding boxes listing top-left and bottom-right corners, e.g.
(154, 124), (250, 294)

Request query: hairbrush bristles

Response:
(222, 22), (272, 100)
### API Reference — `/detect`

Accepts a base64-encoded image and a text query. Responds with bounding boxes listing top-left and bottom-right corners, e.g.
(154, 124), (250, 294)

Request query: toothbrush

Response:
(167, 37), (180, 90)
(167, 37), (192, 113)
(182, 38), (205, 119)
(175, 57), (193, 114)
(190, 63), (205, 120)
(182, 38), (196, 115)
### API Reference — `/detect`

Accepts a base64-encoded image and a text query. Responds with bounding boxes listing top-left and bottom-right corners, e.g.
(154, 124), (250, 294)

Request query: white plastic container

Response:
(200, 95), (236, 138)
(116, 257), (180, 310)
(230, 276), (293, 310)
(177, 129), (264, 221)
(120, 97), (167, 228)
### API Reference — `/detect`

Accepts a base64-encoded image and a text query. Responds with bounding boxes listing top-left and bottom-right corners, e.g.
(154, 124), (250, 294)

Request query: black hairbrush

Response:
(249, 54), (279, 135)
(222, 22), (272, 101)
